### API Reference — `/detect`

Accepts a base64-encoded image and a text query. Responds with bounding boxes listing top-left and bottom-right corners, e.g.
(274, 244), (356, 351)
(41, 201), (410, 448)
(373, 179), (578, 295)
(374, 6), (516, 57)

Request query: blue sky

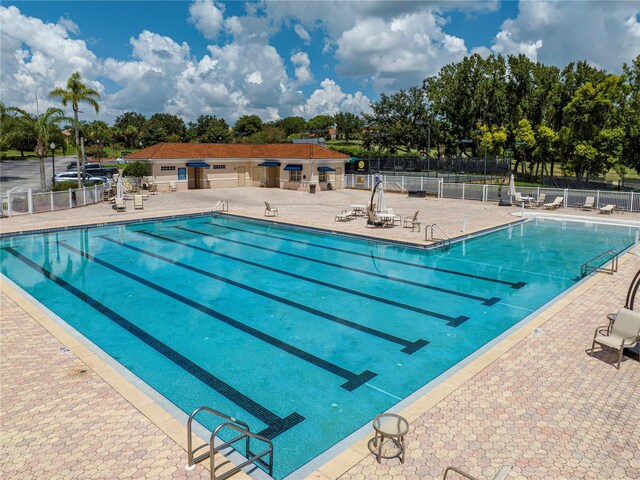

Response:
(1, 1), (638, 124)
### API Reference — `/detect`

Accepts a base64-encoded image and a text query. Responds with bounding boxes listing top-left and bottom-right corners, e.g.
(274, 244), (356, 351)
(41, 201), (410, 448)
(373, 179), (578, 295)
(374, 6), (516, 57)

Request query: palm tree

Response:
(8, 106), (68, 191)
(49, 72), (101, 186)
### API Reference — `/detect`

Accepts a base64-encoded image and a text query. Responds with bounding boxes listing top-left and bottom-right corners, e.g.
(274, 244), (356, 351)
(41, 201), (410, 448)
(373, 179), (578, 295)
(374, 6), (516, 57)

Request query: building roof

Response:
(126, 142), (350, 160)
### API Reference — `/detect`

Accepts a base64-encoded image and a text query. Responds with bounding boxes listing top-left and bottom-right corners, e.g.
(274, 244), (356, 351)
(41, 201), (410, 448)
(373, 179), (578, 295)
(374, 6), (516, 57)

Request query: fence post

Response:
(83, 186), (87, 206)
(596, 190), (600, 208)
(462, 183), (465, 200)
(27, 189), (33, 214)
(69, 189), (73, 208)
(420, 176), (424, 191)
(563, 188), (568, 208)
(631, 192), (634, 213)
(482, 184), (487, 202)
(7, 191), (12, 217)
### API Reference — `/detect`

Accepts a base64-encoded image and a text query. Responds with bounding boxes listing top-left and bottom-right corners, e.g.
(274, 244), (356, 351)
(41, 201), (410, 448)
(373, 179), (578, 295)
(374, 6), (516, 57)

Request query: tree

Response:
(49, 71), (101, 187)
(122, 161), (150, 187)
(140, 113), (187, 145)
(233, 115), (263, 139)
(620, 55), (640, 171)
(533, 125), (557, 182)
(0, 103), (36, 155)
(277, 116), (306, 136)
(113, 112), (146, 148)
(334, 112), (364, 141)
(7, 106), (68, 190)
(187, 115), (231, 143)
(305, 115), (334, 135)
(514, 118), (536, 174)
(244, 126), (287, 143)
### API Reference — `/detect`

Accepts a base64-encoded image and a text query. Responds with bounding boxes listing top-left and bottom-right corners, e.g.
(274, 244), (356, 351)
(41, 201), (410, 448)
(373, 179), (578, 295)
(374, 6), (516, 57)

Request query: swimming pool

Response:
(1, 215), (638, 478)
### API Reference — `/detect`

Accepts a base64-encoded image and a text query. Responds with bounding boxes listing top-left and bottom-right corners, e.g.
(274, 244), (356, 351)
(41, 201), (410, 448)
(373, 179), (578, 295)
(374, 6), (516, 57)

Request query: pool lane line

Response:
(56, 241), (377, 392)
(205, 221), (527, 290)
(175, 226), (501, 307)
(99, 235), (429, 355)
(2, 246), (304, 439)
(136, 230), (470, 327)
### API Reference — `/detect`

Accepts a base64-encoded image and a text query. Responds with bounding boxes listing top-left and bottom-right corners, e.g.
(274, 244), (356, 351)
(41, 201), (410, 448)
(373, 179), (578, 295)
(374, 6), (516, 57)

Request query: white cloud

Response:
(490, 1), (639, 72)
(293, 78), (372, 118)
(58, 16), (80, 35)
(294, 24), (311, 44)
(188, 0), (224, 40)
(291, 51), (313, 85)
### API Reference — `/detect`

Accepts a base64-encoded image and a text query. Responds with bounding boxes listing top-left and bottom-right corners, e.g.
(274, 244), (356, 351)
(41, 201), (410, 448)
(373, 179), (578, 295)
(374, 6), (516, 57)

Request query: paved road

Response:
(1, 155), (78, 194)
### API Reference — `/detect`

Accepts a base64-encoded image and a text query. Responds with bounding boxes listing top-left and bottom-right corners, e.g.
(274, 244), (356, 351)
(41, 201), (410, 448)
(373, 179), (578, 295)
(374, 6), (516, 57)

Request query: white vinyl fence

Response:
(1, 184), (106, 217)
(345, 174), (640, 213)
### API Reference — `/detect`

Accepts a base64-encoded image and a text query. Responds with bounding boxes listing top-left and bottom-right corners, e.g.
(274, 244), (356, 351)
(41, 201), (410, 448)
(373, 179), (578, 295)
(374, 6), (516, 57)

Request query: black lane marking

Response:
(177, 226), (501, 307)
(206, 221), (526, 290)
(2, 246), (304, 439)
(100, 235), (429, 355)
(57, 241), (376, 391)
(137, 230), (469, 327)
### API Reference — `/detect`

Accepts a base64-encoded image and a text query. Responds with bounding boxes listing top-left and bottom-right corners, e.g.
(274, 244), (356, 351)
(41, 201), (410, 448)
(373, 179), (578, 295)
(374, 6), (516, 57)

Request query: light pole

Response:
(50, 142), (56, 184)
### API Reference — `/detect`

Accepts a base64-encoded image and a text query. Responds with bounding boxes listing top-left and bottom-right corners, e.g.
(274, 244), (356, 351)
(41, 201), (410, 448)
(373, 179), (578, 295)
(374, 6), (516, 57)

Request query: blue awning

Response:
(257, 161), (281, 167)
(318, 166), (336, 172)
(283, 164), (303, 171)
(186, 162), (210, 168)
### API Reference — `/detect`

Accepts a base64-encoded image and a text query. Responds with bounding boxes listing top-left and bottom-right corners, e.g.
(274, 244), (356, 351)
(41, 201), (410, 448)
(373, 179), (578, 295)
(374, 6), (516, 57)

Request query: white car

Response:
(116, 156), (128, 164)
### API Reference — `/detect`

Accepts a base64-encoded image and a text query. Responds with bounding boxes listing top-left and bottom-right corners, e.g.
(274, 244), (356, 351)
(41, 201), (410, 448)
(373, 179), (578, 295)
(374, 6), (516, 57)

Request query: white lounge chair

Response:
(115, 197), (126, 212)
(134, 195), (144, 210)
(598, 204), (615, 214)
(591, 307), (640, 368)
(264, 201), (279, 217)
(169, 181), (178, 192)
(382, 208), (401, 225)
(335, 210), (354, 222)
(403, 211), (421, 232)
(581, 196), (595, 210)
(543, 196), (564, 209)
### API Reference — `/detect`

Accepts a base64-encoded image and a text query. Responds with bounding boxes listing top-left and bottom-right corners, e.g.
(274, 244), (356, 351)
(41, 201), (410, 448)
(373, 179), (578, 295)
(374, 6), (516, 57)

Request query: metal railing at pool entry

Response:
(212, 200), (229, 212)
(580, 249), (619, 278)
(186, 406), (273, 480)
(425, 223), (451, 251)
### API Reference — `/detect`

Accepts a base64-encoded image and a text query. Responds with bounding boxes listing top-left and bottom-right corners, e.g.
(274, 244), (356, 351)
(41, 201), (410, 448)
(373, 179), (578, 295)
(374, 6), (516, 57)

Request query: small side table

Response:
(368, 413), (409, 464)
(607, 312), (617, 333)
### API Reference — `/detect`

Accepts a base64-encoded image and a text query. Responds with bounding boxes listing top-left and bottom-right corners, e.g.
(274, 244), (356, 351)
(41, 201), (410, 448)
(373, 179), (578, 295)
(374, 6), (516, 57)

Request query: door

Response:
(237, 166), (246, 186)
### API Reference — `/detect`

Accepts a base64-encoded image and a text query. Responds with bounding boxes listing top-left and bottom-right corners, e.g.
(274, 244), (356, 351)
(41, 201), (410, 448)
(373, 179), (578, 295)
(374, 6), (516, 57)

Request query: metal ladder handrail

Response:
(212, 200), (229, 212)
(425, 223), (451, 250)
(580, 249), (619, 278)
(186, 406), (273, 480)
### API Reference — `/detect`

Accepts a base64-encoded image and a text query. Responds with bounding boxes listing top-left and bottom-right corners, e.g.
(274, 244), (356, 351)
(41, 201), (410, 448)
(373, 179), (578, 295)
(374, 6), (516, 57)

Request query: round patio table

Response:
(367, 413), (409, 464)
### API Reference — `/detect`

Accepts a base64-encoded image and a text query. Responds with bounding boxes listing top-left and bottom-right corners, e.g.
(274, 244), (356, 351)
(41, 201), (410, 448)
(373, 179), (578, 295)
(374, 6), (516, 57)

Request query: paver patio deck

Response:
(1, 187), (639, 480)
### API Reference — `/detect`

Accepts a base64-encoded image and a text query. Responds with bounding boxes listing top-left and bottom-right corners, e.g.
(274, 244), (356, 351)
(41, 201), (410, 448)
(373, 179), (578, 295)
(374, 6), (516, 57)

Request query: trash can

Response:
(309, 184), (316, 194)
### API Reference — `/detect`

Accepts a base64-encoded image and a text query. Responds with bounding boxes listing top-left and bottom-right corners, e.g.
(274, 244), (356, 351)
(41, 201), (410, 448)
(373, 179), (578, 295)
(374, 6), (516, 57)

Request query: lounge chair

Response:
(598, 204), (615, 214)
(264, 201), (279, 217)
(532, 193), (546, 207)
(134, 195), (144, 210)
(115, 197), (126, 212)
(443, 464), (512, 480)
(581, 196), (595, 210)
(335, 210), (354, 222)
(169, 181), (178, 192)
(514, 192), (523, 203)
(365, 208), (384, 228)
(403, 211), (421, 232)
(590, 307), (640, 368)
(543, 196), (564, 209)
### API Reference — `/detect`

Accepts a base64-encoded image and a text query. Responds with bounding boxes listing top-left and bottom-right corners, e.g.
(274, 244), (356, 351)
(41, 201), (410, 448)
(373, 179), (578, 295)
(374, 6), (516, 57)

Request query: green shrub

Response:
(50, 180), (103, 191)
(122, 161), (150, 179)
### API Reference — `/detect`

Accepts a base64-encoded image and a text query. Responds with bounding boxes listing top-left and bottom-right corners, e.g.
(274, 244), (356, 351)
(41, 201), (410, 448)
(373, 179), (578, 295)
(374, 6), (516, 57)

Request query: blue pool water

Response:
(1, 215), (638, 478)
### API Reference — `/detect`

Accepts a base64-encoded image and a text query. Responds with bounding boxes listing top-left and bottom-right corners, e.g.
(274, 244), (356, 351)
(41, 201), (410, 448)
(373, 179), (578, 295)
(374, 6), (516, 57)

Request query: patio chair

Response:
(581, 196), (595, 210)
(134, 195), (144, 210)
(169, 181), (178, 192)
(264, 201), (279, 217)
(514, 192), (523, 203)
(543, 196), (564, 209)
(590, 307), (640, 369)
(443, 464), (512, 480)
(335, 210), (354, 222)
(598, 204), (615, 214)
(403, 211), (421, 232)
(115, 197), (126, 212)
(149, 183), (158, 195)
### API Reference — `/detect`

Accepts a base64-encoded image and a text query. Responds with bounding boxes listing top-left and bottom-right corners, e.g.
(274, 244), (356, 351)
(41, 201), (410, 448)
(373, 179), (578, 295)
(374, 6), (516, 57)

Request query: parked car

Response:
(53, 172), (110, 185)
(66, 161), (119, 178)
(116, 156), (128, 164)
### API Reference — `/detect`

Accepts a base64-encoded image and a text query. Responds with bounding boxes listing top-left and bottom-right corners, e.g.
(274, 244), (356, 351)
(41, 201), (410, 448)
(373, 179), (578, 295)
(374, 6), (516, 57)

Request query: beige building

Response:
(126, 142), (350, 192)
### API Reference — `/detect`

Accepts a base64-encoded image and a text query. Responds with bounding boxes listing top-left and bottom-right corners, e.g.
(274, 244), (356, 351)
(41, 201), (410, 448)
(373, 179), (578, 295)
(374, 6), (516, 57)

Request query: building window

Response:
(289, 170), (301, 182)
(318, 171), (327, 182)
(211, 164), (225, 170)
(160, 166), (176, 171)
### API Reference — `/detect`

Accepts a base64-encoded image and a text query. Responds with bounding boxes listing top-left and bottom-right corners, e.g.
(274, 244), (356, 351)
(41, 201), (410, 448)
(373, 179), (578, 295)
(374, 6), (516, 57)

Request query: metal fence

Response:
(345, 174), (640, 213)
(1, 184), (106, 217)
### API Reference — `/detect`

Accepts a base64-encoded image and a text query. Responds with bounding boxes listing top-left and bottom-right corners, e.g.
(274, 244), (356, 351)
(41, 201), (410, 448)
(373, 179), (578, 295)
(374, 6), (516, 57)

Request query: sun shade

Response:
(318, 166), (336, 172)
(186, 162), (210, 168)
(283, 164), (303, 171)
(257, 161), (281, 167)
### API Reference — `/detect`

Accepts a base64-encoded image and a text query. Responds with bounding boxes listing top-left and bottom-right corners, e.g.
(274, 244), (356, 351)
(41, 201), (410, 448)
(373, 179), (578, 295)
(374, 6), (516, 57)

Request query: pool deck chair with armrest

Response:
(533, 193), (546, 207)
(264, 201), (279, 217)
(115, 197), (126, 212)
(580, 196), (595, 210)
(598, 204), (616, 214)
(543, 196), (564, 209)
(134, 195), (144, 210)
(443, 464), (512, 480)
(590, 307), (640, 369)
(335, 210), (355, 222)
(169, 181), (178, 192)
(403, 211), (421, 232)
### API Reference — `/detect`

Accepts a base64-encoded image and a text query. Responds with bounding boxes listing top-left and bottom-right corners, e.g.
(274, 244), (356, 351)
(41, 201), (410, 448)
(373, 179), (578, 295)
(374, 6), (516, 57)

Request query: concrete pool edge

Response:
(297, 251), (638, 480)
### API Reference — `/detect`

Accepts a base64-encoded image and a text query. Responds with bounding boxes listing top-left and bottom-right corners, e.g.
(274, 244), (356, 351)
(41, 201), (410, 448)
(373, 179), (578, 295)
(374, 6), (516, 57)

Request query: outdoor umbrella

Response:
(508, 173), (516, 198)
(376, 184), (387, 212)
(116, 175), (123, 199)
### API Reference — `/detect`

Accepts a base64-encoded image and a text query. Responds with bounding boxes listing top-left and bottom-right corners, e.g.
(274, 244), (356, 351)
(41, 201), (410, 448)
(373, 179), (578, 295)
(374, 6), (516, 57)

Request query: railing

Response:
(212, 200), (229, 212)
(344, 174), (639, 212)
(1, 184), (106, 217)
(425, 223), (451, 251)
(580, 250), (619, 278)
(186, 406), (273, 480)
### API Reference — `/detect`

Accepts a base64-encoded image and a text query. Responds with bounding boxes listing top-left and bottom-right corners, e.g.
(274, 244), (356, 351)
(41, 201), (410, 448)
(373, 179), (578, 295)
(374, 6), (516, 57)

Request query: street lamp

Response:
(416, 120), (431, 173)
(50, 142), (56, 184)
